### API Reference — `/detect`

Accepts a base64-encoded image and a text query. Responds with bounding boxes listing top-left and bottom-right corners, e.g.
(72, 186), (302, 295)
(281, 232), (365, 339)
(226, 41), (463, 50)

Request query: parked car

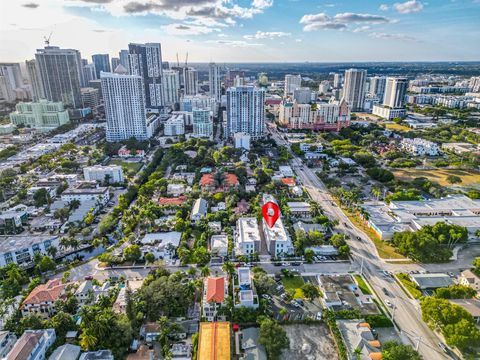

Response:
(438, 342), (448, 353)
(84, 275), (93, 280)
(385, 299), (393, 308)
(262, 294), (272, 300)
(295, 298), (304, 306)
(382, 287), (390, 296)
(290, 301), (300, 308)
(315, 312), (322, 320)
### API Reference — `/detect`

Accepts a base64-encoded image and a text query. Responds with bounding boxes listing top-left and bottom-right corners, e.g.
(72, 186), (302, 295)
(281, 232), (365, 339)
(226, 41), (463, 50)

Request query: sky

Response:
(1, 0), (480, 63)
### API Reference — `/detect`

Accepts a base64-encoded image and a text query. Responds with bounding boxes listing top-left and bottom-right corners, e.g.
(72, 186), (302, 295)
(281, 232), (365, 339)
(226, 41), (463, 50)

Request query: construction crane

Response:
(43, 32), (53, 46)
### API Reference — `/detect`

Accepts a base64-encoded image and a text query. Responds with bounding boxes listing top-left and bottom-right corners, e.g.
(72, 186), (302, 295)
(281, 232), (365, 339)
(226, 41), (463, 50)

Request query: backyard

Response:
(110, 159), (143, 177)
(281, 276), (305, 299)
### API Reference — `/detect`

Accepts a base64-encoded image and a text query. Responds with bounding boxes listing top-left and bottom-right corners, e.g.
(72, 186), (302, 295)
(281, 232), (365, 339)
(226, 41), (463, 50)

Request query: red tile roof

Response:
(206, 277), (225, 303)
(200, 173), (239, 188)
(280, 177), (296, 186)
(159, 196), (187, 206)
(22, 279), (65, 305)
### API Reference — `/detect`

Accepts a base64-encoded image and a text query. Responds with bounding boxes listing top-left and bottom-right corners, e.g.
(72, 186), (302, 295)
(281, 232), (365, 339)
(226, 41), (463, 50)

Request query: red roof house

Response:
(22, 279), (66, 318)
(158, 196), (187, 206)
(200, 173), (239, 191)
(206, 277), (226, 303)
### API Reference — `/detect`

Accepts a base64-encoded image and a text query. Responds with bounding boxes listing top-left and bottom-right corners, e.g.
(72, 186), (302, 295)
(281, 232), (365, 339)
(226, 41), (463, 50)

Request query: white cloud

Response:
(252, 0), (274, 9)
(300, 12), (389, 31)
(353, 26), (371, 33)
(161, 23), (219, 36)
(379, 4), (389, 11)
(369, 32), (418, 41)
(393, 0), (424, 14)
(295, 38), (302, 42)
(206, 39), (261, 47)
(244, 31), (290, 39)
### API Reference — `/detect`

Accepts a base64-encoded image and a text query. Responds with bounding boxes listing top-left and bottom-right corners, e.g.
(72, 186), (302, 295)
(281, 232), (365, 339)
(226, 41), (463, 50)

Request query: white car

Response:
(385, 299), (393, 308)
(315, 312), (322, 320)
(262, 294), (272, 300)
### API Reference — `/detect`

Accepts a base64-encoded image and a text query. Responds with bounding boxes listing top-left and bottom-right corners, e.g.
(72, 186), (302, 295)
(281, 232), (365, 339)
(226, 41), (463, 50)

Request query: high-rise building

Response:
(25, 60), (45, 101)
(0, 76), (15, 102)
(469, 76), (480, 92)
(224, 70), (245, 88)
(180, 95), (217, 114)
(193, 109), (213, 139)
(284, 74), (302, 95)
(92, 54), (111, 79)
(208, 62), (221, 101)
(101, 65), (148, 142)
(318, 80), (330, 95)
(333, 73), (343, 89)
(128, 43), (163, 111)
(81, 87), (100, 109)
(162, 70), (180, 106)
(9, 99), (70, 132)
(383, 77), (408, 108)
(0, 63), (23, 89)
(226, 86), (265, 140)
(162, 61), (170, 70)
(293, 87), (312, 104)
(183, 67), (198, 95)
(35, 46), (84, 108)
(369, 76), (386, 100)
(343, 68), (367, 111)
(118, 50), (130, 74)
(83, 63), (97, 83)
(111, 57), (120, 72)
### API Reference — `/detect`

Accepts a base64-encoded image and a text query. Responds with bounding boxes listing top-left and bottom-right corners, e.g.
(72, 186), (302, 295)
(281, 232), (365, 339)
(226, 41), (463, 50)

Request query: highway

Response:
(270, 129), (450, 360)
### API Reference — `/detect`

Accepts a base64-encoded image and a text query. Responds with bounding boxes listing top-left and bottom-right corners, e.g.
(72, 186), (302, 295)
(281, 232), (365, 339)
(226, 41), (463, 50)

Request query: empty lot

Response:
(281, 324), (339, 360)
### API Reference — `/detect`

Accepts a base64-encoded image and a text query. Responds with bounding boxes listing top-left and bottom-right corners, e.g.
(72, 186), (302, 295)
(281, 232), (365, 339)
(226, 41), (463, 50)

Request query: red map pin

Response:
(262, 201), (280, 228)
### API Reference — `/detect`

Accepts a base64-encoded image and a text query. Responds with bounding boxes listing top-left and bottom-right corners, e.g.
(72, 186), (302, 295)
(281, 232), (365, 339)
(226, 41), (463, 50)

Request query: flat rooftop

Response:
(198, 322), (231, 360)
(410, 273), (454, 289)
(0, 235), (58, 253)
(237, 217), (261, 244)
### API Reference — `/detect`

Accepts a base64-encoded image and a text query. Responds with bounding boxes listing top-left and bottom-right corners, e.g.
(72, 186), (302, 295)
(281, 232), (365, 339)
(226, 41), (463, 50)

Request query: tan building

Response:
(458, 270), (480, 294)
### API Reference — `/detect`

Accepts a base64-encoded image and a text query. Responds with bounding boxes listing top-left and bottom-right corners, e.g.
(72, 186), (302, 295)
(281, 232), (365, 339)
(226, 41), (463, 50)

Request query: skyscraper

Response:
(208, 62), (221, 101)
(35, 46), (84, 108)
(0, 63), (23, 89)
(183, 67), (198, 96)
(118, 50), (130, 74)
(284, 74), (302, 95)
(162, 70), (180, 107)
(83, 63), (97, 83)
(193, 109), (213, 139)
(226, 86), (265, 140)
(111, 57), (120, 71)
(369, 76), (387, 100)
(128, 43), (163, 111)
(25, 60), (45, 101)
(92, 54), (111, 79)
(383, 77), (408, 108)
(101, 65), (148, 142)
(333, 73), (343, 89)
(343, 68), (367, 112)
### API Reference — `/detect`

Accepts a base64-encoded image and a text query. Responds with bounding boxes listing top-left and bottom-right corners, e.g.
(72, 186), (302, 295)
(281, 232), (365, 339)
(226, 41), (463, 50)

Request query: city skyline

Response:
(1, 0), (480, 63)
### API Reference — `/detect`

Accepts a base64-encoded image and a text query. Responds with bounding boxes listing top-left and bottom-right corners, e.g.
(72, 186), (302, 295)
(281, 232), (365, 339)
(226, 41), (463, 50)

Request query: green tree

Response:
(253, 273), (277, 295)
(35, 256), (56, 273)
(446, 175), (462, 185)
(435, 284), (476, 299)
(33, 188), (51, 207)
(123, 244), (142, 263)
(200, 265), (210, 278)
(301, 283), (320, 301)
(49, 311), (76, 338)
(382, 341), (422, 360)
(144, 252), (155, 264)
(258, 318), (289, 360)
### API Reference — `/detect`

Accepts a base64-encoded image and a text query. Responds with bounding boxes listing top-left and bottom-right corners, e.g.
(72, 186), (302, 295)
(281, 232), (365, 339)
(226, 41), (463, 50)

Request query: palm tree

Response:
(79, 331), (98, 351)
(47, 246), (58, 258)
(214, 171), (226, 188)
(200, 265), (210, 278)
(222, 262), (235, 278)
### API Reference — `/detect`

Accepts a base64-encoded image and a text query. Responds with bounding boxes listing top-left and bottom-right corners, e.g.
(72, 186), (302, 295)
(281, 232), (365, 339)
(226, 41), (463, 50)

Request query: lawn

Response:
(395, 273), (422, 299)
(393, 168), (480, 188)
(385, 123), (412, 132)
(110, 159), (143, 175)
(354, 275), (372, 295)
(282, 276), (305, 299)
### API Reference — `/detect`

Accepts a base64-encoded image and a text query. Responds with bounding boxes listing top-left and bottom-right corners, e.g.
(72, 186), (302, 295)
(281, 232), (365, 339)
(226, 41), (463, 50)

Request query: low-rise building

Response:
(203, 276), (228, 321)
(235, 217), (261, 256)
(441, 142), (479, 154)
(21, 279), (66, 318)
(6, 329), (56, 360)
(372, 104), (406, 120)
(234, 267), (259, 308)
(191, 198), (208, 223)
(234, 132), (251, 151)
(9, 100), (70, 132)
(337, 321), (382, 360)
(74, 281), (111, 306)
(199, 173), (239, 191)
(140, 232), (181, 260)
(164, 114), (185, 136)
(449, 299), (480, 324)
(197, 322), (230, 360)
(210, 234), (228, 257)
(410, 273), (454, 290)
(458, 270), (480, 294)
(0, 235), (59, 267)
(287, 202), (311, 218)
(0, 205), (29, 235)
(117, 146), (145, 158)
(79, 350), (114, 360)
(61, 182), (110, 207)
(48, 344), (81, 360)
(400, 138), (440, 156)
(83, 165), (124, 184)
(167, 183), (187, 196)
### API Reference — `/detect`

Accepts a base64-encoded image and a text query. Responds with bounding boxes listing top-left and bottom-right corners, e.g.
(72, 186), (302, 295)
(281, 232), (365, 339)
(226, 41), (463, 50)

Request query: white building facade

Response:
(226, 86), (265, 140)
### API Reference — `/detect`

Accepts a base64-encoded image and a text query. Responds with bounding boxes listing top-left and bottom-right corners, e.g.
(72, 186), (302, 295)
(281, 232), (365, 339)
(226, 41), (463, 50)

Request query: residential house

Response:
(234, 267), (259, 308)
(191, 198), (208, 223)
(287, 202), (311, 218)
(21, 279), (66, 318)
(48, 344), (81, 360)
(6, 329), (56, 360)
(140, 232), (181, 260)
(210, 235), (229, 258)
(79, 350), (114, 360)
(208, 221), (222, 233)
(458, 270), (480, 294)
(167, 183), (187, 196)
(337, 321), (382, 360)
(74, 281), (110, 306)
(240, 327), (267, 360)
(199, 173), (239, 191)
(140, 323), (160, 345)
(203, 277), (228, 321)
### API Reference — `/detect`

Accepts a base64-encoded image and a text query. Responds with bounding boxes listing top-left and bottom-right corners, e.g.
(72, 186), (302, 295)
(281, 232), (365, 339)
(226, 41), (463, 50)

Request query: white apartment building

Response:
(278, 99), (350, 131)
(83, 165), (124, 184)
(226, 86), (265, 139)
(164, 114), (185, 136)
(284, 74), (302, 95)
(262, 195), (294, 257)
(183, 67), (198, 95)
(235, 267), (259, 308)
(372, 105), (406, 120)
(192, 109), (213, 139)
(81, 87), (100, 109)
(293, 87), (312, 104)
(400, 138), (440, 156)
(234, 132), (251, 151)
(162, 70), (180, 106)
(343, 68), (367, 111)
(101, 65), (148, 142)
(180, 95), (217, 114)
(0, 235), (59, 267)
(6, 329), (56, 360)
(318, 80), (330, 95)
(368, 76), (386, 100)
(210, 234), (228, 257)
(235, 217), (261, 256)
(61, 182), (110, 206)
(469, 76), (480, 92)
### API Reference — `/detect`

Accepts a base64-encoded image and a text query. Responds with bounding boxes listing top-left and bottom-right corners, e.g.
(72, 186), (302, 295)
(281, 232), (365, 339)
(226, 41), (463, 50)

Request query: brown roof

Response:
(22, 279), (65, 305)
(159, 196), (187, 206)
(200, 173), (239, 188)
(7, 331), (42, 360)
